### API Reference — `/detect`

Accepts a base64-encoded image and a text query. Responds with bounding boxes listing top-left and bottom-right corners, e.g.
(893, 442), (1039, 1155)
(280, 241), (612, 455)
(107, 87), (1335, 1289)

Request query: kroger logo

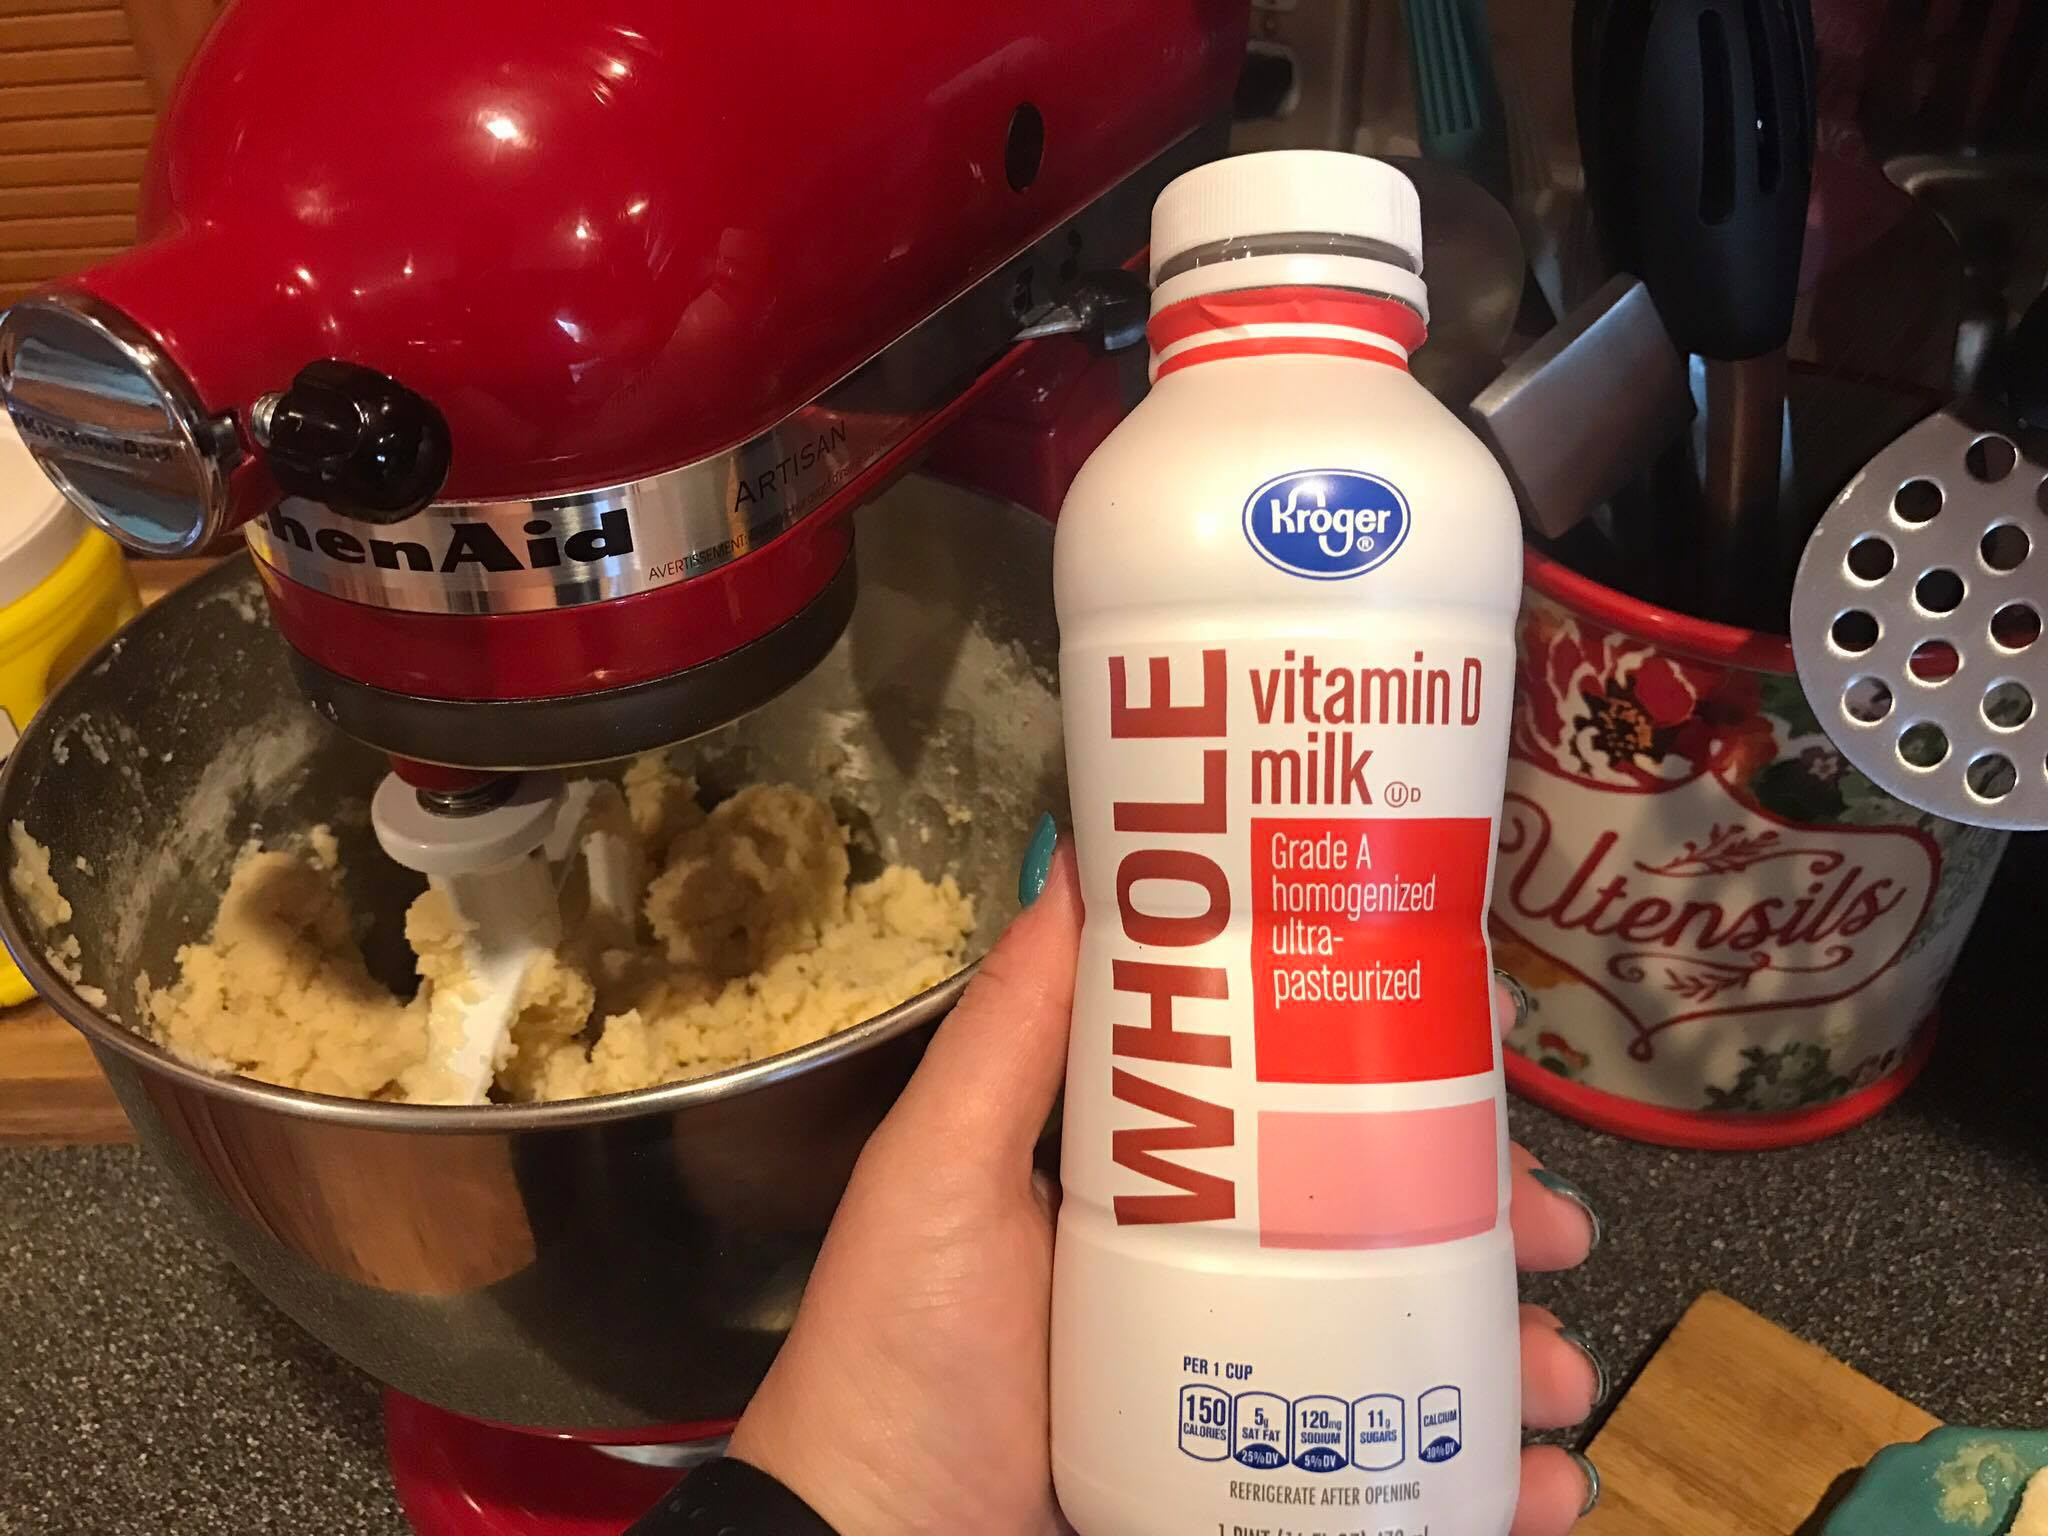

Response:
(1243, 469), (1409, 580)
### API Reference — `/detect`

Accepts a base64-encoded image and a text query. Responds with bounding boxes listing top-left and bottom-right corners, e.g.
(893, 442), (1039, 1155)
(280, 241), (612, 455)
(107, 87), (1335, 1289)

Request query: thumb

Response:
(875, 837), (1081, 1177)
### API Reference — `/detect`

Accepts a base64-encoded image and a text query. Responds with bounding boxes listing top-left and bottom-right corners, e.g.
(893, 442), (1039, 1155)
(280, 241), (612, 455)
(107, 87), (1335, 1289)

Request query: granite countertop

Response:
(6, 839), (2047, 1535)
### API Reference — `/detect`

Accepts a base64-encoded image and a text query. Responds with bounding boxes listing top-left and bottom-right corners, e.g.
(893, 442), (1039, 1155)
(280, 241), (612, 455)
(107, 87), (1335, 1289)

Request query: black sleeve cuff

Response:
(626, 1455), (841, 1535)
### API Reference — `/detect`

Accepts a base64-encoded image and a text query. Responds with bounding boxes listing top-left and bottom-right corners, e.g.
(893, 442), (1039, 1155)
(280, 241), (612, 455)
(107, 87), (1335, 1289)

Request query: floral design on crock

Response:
(1512, 597), (1775, 791)
(1493, 589), (2003, 1111)
(1700, 1041), (1903, 1112)
(1494, 930), (1593, 1082)
(1753, 672), (2007, 968)
(1906, 821), (2005, 962)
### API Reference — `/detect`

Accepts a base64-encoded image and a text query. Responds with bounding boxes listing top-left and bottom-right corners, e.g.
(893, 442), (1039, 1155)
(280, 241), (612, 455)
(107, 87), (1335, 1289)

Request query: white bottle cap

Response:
(0, 413), (86, 611)
(1149, 150), (1425, 284)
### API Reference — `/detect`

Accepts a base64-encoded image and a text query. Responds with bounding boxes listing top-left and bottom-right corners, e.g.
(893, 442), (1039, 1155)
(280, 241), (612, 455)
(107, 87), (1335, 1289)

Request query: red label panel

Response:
(1251, 817), (1492, 1083)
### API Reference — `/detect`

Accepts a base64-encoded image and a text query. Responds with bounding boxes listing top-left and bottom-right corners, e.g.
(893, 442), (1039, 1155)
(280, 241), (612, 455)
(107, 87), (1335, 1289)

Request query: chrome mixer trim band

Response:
(244, 117), (1227, 617)
(248, 410), (870, 616)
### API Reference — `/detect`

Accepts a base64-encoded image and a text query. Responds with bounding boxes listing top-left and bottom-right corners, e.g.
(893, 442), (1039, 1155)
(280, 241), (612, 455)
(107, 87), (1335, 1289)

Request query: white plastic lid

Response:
(0, 412), (86, 610)
(1149, 150), (1425, 284)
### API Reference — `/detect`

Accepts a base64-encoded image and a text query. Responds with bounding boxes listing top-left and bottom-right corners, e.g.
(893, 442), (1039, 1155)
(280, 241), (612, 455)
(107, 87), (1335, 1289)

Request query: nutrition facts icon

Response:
(1418, 1385), (1463, 1463)
(1174, 1384), (1432, 1474)
(1291, 1395), (1348, 1473)
(1351, 1392), (1405, 1471)
(1178, 1385), (1231, 1462)
(1232, 1391), (1290, 1469)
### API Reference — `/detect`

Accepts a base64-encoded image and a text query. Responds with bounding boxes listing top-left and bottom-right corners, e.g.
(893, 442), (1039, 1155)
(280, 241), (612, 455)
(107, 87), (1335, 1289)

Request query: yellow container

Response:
(0, 421), (142, 1005)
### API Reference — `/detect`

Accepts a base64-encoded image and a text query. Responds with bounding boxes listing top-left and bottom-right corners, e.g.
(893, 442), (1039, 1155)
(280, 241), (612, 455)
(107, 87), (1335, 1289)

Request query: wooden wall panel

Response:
(0, 9), (128, 47)
(0, 43), (138, 86)
(0, 0), (216, 304)
(0, 145), (144, 185)
(0, 0), (121, 16)
(0, 77), (151, 119)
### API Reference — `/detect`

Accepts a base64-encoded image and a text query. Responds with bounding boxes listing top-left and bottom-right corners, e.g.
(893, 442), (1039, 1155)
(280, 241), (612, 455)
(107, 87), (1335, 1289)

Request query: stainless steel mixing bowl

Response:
(0, 475), (1065, 1431)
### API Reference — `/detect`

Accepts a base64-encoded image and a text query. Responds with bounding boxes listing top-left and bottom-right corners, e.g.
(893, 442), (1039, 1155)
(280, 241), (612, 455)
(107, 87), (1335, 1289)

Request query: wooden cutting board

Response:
(1581, 1291), (1940, 1535)
(0, 557), (216, 1145)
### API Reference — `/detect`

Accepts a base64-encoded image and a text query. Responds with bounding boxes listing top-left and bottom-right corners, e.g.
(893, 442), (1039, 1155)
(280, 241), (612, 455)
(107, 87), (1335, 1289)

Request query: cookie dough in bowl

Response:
(123, 763), (975, 1104)
(0, 479), (1065, 1431)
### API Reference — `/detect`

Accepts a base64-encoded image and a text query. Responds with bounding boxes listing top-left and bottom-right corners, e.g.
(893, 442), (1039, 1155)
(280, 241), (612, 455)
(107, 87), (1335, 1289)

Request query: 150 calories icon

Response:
(1178, 1385), (1231, 1462)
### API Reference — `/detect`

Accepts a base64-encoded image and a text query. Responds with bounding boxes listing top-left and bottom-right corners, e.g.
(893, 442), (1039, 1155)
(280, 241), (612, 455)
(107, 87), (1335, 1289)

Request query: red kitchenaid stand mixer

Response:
(1, 3), (1238, 767)
(0, 2), (1246, 1529)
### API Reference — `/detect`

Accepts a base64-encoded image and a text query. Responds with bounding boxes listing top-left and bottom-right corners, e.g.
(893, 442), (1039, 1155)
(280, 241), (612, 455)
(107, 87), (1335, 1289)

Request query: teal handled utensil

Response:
(1823, 1427), (2048, 1536)
(1400, 0), (1511, 203)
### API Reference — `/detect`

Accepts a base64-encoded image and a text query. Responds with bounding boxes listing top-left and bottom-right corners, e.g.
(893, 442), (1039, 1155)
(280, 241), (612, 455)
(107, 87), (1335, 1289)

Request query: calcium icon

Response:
(1418, 1385), (1463, 1463)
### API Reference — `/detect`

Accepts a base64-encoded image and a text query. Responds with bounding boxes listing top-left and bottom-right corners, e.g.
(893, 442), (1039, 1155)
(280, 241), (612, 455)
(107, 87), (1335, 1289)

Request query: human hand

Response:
(728, 835), (1605, 1536)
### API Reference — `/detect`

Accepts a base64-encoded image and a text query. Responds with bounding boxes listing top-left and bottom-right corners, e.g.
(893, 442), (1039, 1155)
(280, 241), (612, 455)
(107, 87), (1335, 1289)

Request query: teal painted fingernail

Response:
(1019, 814), (1058, 906)
(1556, 1326), (1610, 1409)
(1568, 1450), (1602, 1515)
(1530, 1167), (1603, 1252)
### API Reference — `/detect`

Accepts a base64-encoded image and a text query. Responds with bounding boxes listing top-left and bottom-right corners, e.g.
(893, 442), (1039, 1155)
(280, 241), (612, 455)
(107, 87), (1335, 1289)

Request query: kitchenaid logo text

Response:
(1244, 469), (1409, 580)
(264, 504), (633, 573)
(9, 405), (175, 464)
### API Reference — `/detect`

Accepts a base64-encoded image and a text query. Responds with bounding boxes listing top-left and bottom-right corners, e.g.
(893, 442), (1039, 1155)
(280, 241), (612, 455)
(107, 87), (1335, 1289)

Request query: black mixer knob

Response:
(252, 359), (451, 524)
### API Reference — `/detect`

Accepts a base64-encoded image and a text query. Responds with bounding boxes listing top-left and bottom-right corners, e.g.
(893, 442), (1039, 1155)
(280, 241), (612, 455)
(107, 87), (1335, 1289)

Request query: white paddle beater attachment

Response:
(370, 771), (638, 1104)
